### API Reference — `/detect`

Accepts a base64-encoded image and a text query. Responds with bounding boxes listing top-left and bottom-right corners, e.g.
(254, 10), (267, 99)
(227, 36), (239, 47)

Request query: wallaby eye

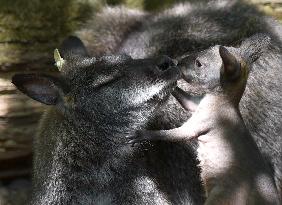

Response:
(195, 59), (202, 68)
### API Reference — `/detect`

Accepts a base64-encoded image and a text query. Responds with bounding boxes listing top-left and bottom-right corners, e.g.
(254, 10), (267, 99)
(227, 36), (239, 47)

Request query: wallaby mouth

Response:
(150, 65), (181, 103)
(154, 80), (178, 102)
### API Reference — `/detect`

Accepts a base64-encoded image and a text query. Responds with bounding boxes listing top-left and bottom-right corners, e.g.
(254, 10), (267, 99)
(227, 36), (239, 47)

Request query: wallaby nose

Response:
(156, 55), (178, 71)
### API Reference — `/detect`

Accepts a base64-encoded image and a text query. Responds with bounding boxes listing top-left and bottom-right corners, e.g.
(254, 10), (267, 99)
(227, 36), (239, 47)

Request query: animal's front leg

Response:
(126, 119), (202, 145)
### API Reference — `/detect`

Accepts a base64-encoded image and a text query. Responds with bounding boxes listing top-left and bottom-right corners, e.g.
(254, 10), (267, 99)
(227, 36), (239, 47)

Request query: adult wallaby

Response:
(11, 36), (186, 205)
(128, 45), (280, 204)
(77, 1), (282, 196)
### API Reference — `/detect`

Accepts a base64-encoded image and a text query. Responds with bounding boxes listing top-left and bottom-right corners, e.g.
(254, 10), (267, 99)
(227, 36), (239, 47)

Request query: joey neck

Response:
(198, 93), (244, 124)
(201, 94), (240, 110)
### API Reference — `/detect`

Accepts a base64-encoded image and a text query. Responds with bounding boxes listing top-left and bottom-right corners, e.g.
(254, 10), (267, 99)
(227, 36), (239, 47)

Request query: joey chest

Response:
(197, 131), (236, 177)
(191, 98), (241, 174)
(196, 130), (243, 196)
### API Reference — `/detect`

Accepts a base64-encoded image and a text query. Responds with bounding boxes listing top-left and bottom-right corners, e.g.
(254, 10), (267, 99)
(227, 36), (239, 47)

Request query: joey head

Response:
(12, 36), (181, 205)
(129, 42), (280, 204)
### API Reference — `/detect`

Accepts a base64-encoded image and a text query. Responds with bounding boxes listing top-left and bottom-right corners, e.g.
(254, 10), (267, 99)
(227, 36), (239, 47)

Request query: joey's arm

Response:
(127, 115), (209, 144)
(127, 87), (209, 145)
(172, 87), (201, 112)
(139, 124), (192, 142)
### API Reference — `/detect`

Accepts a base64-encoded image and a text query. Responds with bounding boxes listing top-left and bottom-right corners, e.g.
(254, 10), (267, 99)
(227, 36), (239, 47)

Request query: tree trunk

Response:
(0, 0), (98, 181)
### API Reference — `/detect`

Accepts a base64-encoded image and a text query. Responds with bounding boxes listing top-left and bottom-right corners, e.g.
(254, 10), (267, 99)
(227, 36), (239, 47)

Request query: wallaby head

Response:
(178, 34), (271, 104)
(12, 36), (180, 138)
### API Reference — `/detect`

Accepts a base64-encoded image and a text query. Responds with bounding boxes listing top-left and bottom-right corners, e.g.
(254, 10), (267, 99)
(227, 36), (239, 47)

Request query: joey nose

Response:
(177, 56), (195, 81)
(156, 55), (178, 71)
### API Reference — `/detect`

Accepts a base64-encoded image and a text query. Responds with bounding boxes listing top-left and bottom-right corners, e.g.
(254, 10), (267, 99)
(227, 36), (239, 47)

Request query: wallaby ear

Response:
(12, 74), (69, 105)
(219, 46), (241, 81)
(60, 36), (89, 58)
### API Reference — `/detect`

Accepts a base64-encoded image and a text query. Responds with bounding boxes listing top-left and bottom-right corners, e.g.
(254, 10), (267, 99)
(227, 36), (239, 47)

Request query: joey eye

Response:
(195, 59), (202, 68)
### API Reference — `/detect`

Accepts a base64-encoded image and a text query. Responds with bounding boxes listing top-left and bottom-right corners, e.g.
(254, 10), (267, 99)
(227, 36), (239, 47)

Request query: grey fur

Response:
(77, 6), (147, 57)
(12, 37), (204, 204)
(76, 1), (282, 198)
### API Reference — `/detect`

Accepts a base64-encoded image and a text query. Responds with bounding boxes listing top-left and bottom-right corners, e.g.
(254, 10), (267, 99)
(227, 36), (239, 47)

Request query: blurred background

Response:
(0, 0), (281, 204)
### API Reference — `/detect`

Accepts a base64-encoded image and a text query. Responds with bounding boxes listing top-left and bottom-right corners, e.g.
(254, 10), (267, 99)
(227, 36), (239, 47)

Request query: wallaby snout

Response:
(156, 55), (178, 71)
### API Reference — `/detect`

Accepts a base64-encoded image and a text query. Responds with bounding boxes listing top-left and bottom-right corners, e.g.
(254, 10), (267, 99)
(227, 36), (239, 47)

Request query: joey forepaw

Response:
(126, 130), (151, 146)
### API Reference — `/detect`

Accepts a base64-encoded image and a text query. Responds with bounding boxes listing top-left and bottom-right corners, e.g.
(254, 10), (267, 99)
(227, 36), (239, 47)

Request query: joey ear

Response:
(219, 46), (241, 81)
(60, 36), (89, 58)
(12, 74), (69, 105)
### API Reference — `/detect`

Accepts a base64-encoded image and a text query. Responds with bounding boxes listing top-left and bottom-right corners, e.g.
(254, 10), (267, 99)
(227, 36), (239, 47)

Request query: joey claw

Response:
(125, 135), (134, 139)
(126, 139), (140, 147)
(128, 139), (139, 146)
(126, 132), (148, 146)
(131, 138), (146, 144)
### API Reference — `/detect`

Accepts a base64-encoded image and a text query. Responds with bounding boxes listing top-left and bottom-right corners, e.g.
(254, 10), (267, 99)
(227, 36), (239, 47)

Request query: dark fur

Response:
(77, 0), (282, 198)
(12, 37), (205, 204)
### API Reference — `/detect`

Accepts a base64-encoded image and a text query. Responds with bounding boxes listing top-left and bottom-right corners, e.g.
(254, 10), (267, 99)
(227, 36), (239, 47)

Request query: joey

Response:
(129, 45), (280, 204)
